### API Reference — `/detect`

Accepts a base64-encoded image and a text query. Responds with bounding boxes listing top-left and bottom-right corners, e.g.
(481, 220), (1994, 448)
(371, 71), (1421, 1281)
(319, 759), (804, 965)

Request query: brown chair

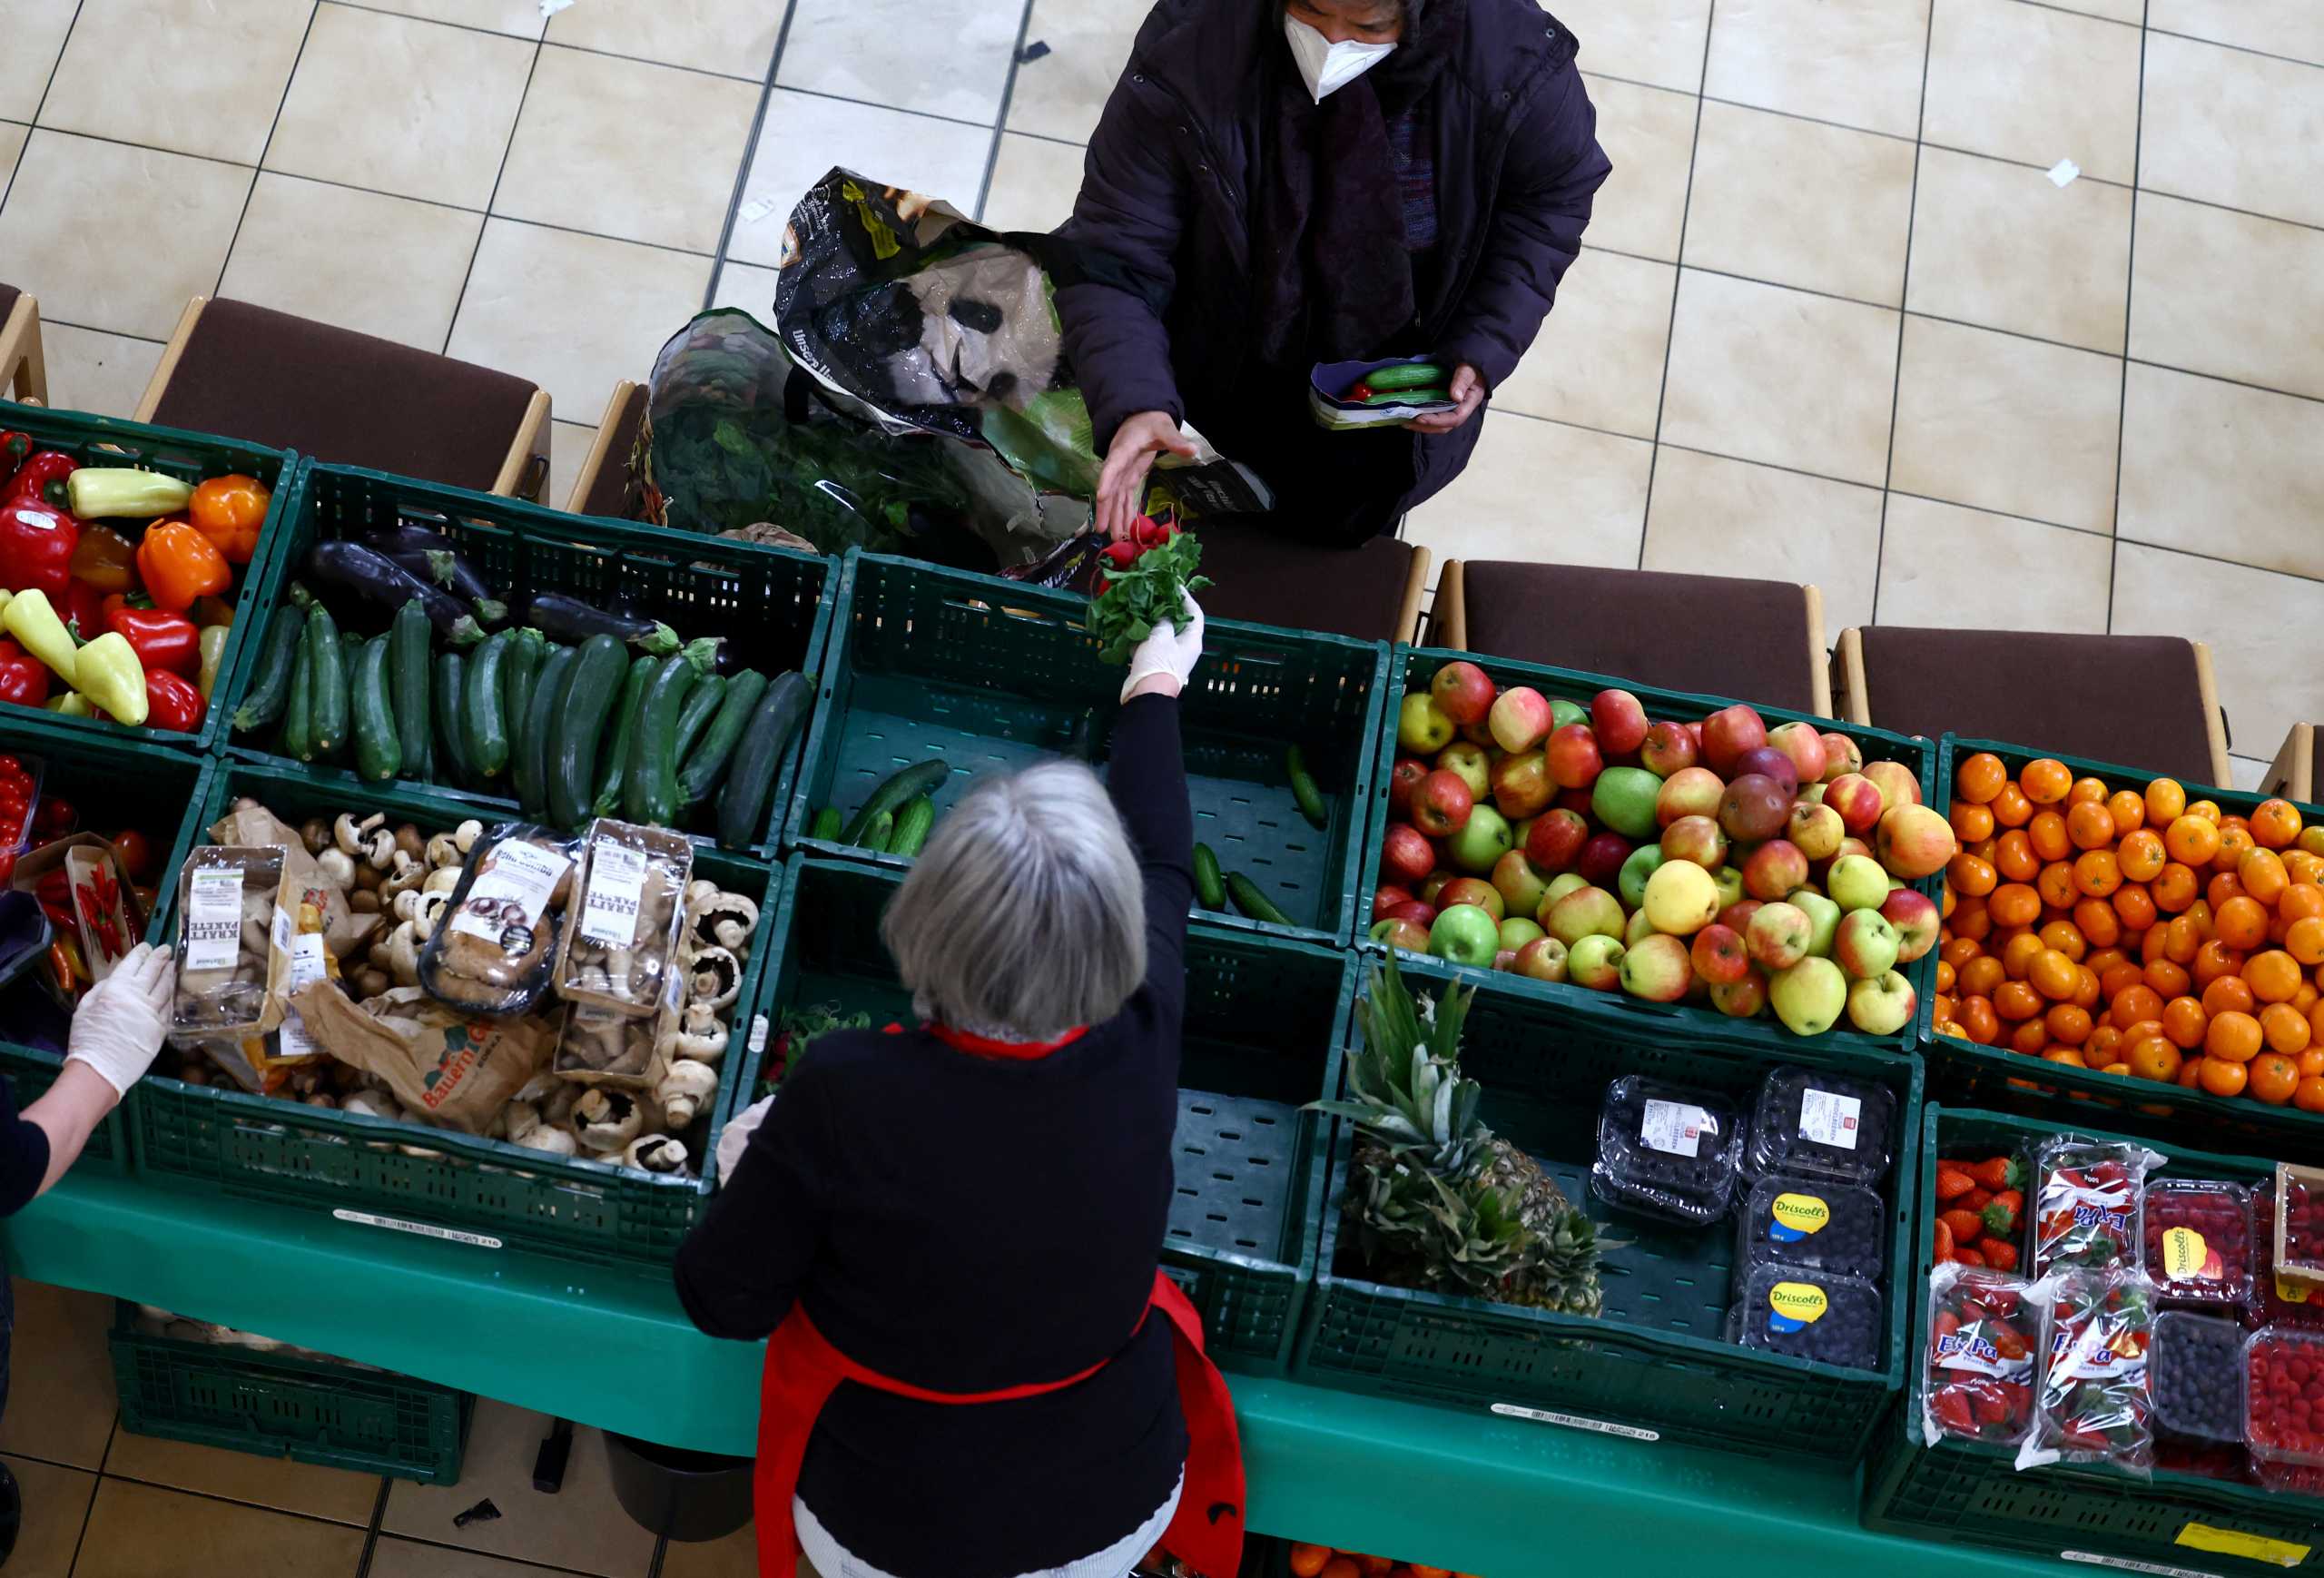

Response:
(1195, 520), (1431, 645)
(1433, 560), (1831, 715)
(1837, 626), (2233, 786)
(136, 297), (551, 498)
(2260, 724), (2317, 804)
(567, 380), (647, 518)
(0, 284), (46, 405)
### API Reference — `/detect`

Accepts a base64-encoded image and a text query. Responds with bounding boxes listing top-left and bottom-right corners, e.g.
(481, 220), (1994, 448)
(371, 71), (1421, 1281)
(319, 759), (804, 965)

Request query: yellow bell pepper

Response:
(72, 633), (146, 725)
(3, 589), (79, 689)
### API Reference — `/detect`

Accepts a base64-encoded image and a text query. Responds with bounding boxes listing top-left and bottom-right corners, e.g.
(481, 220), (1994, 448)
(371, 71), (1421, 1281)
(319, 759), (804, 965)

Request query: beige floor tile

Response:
(778, 0), (1021, 124)
(1924, 0), (2142, 183)
(72, 1476), (366, 1578)
(660, 1524), (758, 1578)
(383, 1404), (656, 1575)
(104, 1428), (382, 1524)
(1580, 75), (1695, 263)
(2048, 0), (2143, 20)
(2131, 192), (2324, 402)
(1904, 146), (2132, 353)
(547, 0), (781, 80)
(0, 1282), (113, 1469)
(1876, 493), (2112, 634)
(1005, 0), (1149, 144)
(1493, 250), (1674, 439)
(2140, 33), (2324, 232)
(2118, 362), (2324, 582)
(1681, 100), (1915, 306)
(39, 0), (309, 165)
(728, 91), (995, 267)
(497, 47), (757, 254)
(980, 133), (1087, 234)
(1891, 315), (2121, 534)
(550, 419), (595, 513)
(1659, 270), (1898, 486)
(2112, 544), (2324, 772)
(2231, 755), (2272, 794)
(709, 261), (782, 320)
(218, 173), (482, 350)
(2151, 0), (2324, 68)
(448, 220), (710, 416)
(356, 0), (544, 35)
(0, 119), (25, 189)
(1705, 0), (1930, 137)
(267, 5), (535, 211)
(1409, 413), (1651, 567)
(0, 130), (251, 340)
(1643, 448), (1883, 631)
(1, 1452), (94, 1577)
(371, 1537), (619, 1577)
(38, 322), (162, 418)
(0, 0), (76, 122)
(1555, 0), (1710, 94)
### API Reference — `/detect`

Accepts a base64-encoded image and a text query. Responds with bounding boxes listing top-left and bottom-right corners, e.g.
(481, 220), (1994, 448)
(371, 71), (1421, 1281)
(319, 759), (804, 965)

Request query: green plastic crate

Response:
(1861, 1104), (2324, 1571)
(1921, 735), (2324, 1164)
(1295, 951), (1924, 1458)
(0, 406), (296, 753)
(0, 716), (213, 1175)
(1358, 645), (1942, 1060)
(131, 758), (781, 1267)
(111, 1301), (470, 1484)
(730, 854), (1351, 1371)
(213, 461), (834, 843)
(783, 551), (1389, 946)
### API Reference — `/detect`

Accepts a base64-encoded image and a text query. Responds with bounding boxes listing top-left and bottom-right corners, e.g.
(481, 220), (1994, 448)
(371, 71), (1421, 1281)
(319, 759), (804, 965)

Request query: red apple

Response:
(1373, 884), (1414, 922)
(1526, 808), (1590, 873)
(1690, 922), (1750, 985)
(1882, 886), (1941, 962)
(1493, 949), (1519, 972)
(1372, 917), (1433, 952)
(1492, 849), (1551, 920)
(1412, 769), (1475, 838)
(1640, 719), (1699, 776)
(1719, 897), (1764, 934)
(1386, 900), (1439, 929)
(1577, 831), (1633, 888)
(1460, 716), (1498, 748)
(1418, 872), (1454, 906)
(1819, 732), (1862, 783)
(1711, 972), (1769, 1019)
(1747, 902), (1813, 971)
(1656, 765), (1727, 827)
(1659, 814), (1728, 871)
(1555, 788), (1595, 817)
(1513, 936), (1570, 983)
(1543, 723), (1604, 790)
(1489, 686), (1557, 754)
(1734, 745), (1799, 798)
(1387, 757), (1429, 818)
(1830, 835), (1873, 869)
(1824, 774), (1886, 835)
(1701, 704), (1768, 775)
(1743, 838), (1811, 902)
(1490, 750), (1553, 820)
(1438, 877), (1506, 923)
(1430, 660), (1497, 726)
(1764, 722), (1827, 787)
(1382, 824), (1436, 888)
(1590, 688), (1649, 757)
(1865, 759), (1923, 814)
(1719, 773), (1791, 843)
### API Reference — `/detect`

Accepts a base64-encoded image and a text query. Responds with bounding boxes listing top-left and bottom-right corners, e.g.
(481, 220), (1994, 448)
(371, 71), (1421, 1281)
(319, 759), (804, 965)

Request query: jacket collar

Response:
(922, 1022), (1091, 1060)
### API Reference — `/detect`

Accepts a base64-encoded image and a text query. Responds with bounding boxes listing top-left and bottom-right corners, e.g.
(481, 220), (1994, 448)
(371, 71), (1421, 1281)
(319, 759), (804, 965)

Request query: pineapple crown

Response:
(1311, 953), (1489, 1179)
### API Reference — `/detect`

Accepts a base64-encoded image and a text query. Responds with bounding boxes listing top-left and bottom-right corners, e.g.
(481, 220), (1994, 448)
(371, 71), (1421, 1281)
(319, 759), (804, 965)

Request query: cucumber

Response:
(861, 810), (895, 854)
(1285, 745), (1327, 829)
(390, 598), (431, 782)
(1360, 388), (1446, 407)
(595, 655), (658, 817)
(624, 647), (709, 825)
(808, 806), (842, 843)
(1367, 361), (1447, 391)
(713, 670), (813, 850)
(351, 635), (401, 783)
(304, 602), (349, 760)
(463, 630), (513, 778)
(231, 607), (302, 734)
(841, 758), (950, 845)
(1226, 873), (1292, 927)
(887, 795), (935, 859)
(551, 635), (627, 828)
(671, 673), (727, 767)
(517, 643), (576, 819)
(1193, 843), (1226, 910)
(676, 669), (766, 804)
(501, 630), (547, 797)
(433, 650), (473, 786)
(281, 625), (315, 762)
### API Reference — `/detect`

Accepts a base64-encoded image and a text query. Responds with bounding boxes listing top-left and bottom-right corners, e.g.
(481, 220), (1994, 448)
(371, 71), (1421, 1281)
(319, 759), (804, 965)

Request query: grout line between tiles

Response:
(325, 0), (542, 44)
(1868, 0), (1940, 627)
(704, 0), (803, 312)
(441, 35), (547, 360)
(355, 1475), (391, 1578)
(976, 0), (1044, 222)
(0, 0), (84, 217)
(366, 1525), (643, 1578)
(767, 79), (1018, 135)
(2144, 23), (2324, 71)
(2109, 0), (2150, 633)
(64, 1423), (105, 1578)
(1633, 0), (1716, 567)
(96, 1466), (381, 1531)
(212, 1), (323, 299)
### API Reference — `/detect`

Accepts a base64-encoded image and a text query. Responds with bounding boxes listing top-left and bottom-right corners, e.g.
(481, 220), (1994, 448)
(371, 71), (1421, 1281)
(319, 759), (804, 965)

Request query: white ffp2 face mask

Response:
(1283, 13), (1396, 102)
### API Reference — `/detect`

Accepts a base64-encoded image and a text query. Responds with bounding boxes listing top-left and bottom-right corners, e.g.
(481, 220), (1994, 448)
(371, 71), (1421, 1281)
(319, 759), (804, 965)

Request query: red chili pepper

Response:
(106, 606), (202, 676)
(0, 640), (49, 707)
(6, 451), (76, 509)
(142, 669), (205, 734)
(0, 496), (82, 598)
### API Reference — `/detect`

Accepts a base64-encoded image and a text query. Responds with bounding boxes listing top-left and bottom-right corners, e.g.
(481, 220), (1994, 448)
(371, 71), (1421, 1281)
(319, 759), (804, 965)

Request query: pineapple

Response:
(1314, 954), (1605, 1317)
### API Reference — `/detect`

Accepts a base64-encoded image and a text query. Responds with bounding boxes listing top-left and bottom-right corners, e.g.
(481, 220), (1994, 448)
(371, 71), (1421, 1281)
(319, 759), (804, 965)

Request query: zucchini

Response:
(517, 643), (576, 819)
(595, 655), (658, 816)
(713, 669), (812, 850)
(464, 629), (513, 778)
(305, 602), (349, 760)
(1367, 361), (1446, 391)
(887, 795), (936, 859)
(624, 641), (717, 825)
(861, 810), (895, 854)
(231, 607), (302, 734)
(390, 598), (431, 782)
(1226, 873), (1292, 927)
(676, 668), (766, 804)
(808, 806), (842, 843)
(434, 650), (473, 786)
(1193, 843), (1226, 910)
(501, 629), (546, 792)
(351, 635), (401, 783)
(841, 758), (950, 845)
(671, 673), (727, 767)
(1285, 745), (1327, 829)
(551, 635), (627, 828)
(281, 626), (315, 762)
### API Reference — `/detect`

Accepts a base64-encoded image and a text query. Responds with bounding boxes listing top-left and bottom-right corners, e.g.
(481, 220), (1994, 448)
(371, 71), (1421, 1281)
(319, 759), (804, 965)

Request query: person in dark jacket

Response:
(675, 608), (1213, 1578)
(1060, 0), (1611, 547)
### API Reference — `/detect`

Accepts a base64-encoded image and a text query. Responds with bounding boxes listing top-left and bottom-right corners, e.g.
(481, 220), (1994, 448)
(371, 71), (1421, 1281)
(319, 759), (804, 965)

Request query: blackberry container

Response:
(1590, 1076), (1742, 1226)
(1734, 1262), (1884, 1372)
(2142, 1179), (2254, 1310)
(2150, 1310), (2245, 1446)
(1744, 1064), (1896, 1186)
(1734, 1173), (1886, 1281)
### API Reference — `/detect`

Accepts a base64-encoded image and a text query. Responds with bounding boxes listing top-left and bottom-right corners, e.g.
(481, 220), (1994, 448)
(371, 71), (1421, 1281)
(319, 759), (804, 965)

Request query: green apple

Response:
(1500, 917), (1546, 952)
(1399, 693), (1454, 754)
(1770, 956), (1848, 1036)
(1846, 969), (1920, 1035)
(1542, 872), (1590, 909)
(1590, 766), (1662, 840)
(1618, 843), (1668, 910)
(1549, 697), (1588, 733)
(1567, 932), (1627, 991)
(1791, 889), (1842, 958)
(1446, 804), (1514, 873)
(1642, 860), (1720, 935)
(1712, 865), (1745, 911)
(1429, 903), (1502, 968)
(1833, 909), (1902, 981)
(1827, 853), (1891, 913)
(1624, 905), (1658, 946)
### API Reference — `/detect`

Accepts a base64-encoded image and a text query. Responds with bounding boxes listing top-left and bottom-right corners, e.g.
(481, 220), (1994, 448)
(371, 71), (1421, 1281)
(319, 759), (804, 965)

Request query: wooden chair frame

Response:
(0, 291), (47, 405)
(137, 297), (551, 498)
(566, 380), (644, 516)
(1837, 627), (2235, 789)
(1435, 560), (1831, 716)
(2260, 724), (2315, 804)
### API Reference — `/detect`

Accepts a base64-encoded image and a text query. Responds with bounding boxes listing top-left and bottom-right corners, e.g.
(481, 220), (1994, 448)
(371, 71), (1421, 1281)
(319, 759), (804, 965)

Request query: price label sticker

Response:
(1641, 1098), (1710, 1159)
(1798, 1089), (1862, 1149)
(277, 932), (330, 1060)
(185, 867), (245, 971)
(580, 841), (649, 948)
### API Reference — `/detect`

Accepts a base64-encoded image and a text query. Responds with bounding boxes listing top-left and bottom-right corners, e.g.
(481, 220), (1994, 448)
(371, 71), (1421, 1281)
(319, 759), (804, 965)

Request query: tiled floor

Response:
(0, 0), (2319, 784)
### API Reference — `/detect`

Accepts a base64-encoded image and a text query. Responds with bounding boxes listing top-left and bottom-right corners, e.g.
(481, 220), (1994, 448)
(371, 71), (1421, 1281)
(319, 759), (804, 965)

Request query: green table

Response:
(3, 1171), (2063, 1577)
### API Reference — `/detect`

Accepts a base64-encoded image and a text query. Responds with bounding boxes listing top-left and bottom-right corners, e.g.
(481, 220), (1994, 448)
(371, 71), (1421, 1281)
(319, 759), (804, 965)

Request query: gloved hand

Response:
(716, 1093), (773, 1187)
(66, 943), (173, 1100)
(1121, 594), (1204, 703)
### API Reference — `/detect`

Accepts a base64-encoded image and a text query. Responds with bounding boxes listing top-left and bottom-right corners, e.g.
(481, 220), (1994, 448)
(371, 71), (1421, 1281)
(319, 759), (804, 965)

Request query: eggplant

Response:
(521, 592), (682, 656)
(307, 540), (485, 644)
(361, 523), (506, 621)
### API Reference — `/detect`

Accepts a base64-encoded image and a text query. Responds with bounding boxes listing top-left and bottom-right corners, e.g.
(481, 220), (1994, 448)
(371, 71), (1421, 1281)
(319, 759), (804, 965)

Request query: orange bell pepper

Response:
(135, 519), (230, 612)
(187, 475), (269, 566)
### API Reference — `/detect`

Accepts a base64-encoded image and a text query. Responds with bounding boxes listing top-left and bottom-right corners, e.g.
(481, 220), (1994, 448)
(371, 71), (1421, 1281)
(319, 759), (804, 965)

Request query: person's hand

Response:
(716, 1094), (773, 1186)
(1404, 364), (1486, 434)
(1122, 595), (1205, 703)
(1097, 411), (1197, 541)
(66, 942), (173, 1100)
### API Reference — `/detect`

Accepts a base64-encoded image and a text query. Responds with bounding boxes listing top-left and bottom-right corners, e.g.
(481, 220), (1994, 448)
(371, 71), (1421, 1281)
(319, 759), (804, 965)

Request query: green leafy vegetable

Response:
(1087, 530), (1214, 666)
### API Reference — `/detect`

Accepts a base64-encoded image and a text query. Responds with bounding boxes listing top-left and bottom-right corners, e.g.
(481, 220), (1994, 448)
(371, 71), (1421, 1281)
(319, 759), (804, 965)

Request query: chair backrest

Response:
(2259, 723), (2318, 804)
(1191, 521), (1430, 645)
(0, 284), (44, 405)
(568, 380), (647, 518)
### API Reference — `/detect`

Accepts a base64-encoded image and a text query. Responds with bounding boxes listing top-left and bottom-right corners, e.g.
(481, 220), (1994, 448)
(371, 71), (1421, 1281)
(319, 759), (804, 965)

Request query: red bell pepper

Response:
(0, 498), (81, 598)
(60, 577), (106, 644)
(106, 606), (200, 676)
(0, 641), (50, 706)
(142, 669), (204, 734)
(6, 452), (76, 509)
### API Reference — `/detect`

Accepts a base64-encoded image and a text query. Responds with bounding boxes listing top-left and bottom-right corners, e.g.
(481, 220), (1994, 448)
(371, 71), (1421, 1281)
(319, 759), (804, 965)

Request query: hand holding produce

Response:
(64, 941), (174, 1098)
(1088, 516), (1211, 668)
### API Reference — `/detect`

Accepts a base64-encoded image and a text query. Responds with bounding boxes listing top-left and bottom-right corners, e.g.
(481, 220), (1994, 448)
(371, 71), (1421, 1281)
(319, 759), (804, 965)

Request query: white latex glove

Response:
(1121, 595), (1205, 703)
(716, 1093), (773, 1187)
(66, 942), (174, 1099)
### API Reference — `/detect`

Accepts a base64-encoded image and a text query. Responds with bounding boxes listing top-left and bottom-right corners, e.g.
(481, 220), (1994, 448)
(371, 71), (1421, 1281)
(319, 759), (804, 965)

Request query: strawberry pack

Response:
(2017, 1269), (2157, 1476)
(2030, 1139), (2163, 1276)
(1919, 1265), (2036, 1446)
